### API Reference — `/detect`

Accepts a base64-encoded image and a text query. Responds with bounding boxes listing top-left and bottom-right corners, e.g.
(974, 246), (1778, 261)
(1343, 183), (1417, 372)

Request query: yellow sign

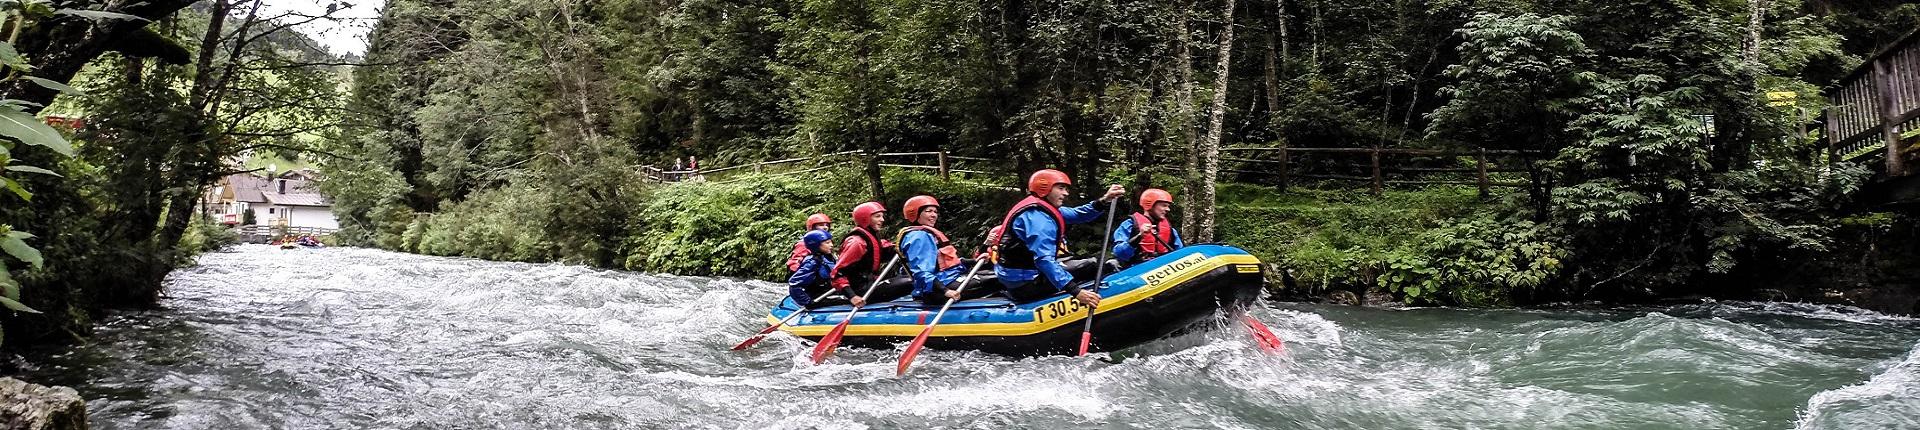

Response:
(1767, 91), (1798, 107)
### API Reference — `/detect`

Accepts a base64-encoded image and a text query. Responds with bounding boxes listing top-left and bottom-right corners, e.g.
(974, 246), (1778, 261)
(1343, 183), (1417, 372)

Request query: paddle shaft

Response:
(849, 255), (902, 305)
(1077, 198), (1120, 356)
(894, 258), (992, 376)
(808, 255), (902, 362)
(732, 307), (810, 350)
(913, 259), (983, 332)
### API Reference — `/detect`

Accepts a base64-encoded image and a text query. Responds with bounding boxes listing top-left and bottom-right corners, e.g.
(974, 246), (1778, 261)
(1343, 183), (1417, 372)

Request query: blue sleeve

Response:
(1111, 218), (1137, 262)
(1171, 227), (1185, 249)
(1016, 211), (1076, 292)
(1058, 200), (1106, 224)
(901, 231), (941, 298)
(787, 259), (817, 307)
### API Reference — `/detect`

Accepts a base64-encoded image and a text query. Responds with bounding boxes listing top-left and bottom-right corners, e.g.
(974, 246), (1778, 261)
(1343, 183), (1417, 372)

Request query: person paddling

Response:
(1112, 188), (1185, 267)
(897, 196), (997, 306)
(787, 213), (833, 273)
(830, 202), (911, 305)
(787, 230), (851, 308)
(993, 169), (1125, 308)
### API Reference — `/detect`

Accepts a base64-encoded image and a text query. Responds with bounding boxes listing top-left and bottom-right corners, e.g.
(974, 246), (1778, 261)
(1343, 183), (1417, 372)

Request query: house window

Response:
(269, 208), (276, 214)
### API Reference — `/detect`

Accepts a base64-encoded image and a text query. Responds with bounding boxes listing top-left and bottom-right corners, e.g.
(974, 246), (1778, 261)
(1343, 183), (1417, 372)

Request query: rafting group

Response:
(736, 169), (1285, 374)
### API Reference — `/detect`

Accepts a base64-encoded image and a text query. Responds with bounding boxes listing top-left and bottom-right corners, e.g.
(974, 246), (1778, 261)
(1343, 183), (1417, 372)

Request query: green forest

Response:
(0, 0), (1918, 352)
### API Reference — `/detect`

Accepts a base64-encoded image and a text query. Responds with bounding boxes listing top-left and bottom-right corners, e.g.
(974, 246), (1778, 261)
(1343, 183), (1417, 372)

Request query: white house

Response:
(206, 170), (338, 230)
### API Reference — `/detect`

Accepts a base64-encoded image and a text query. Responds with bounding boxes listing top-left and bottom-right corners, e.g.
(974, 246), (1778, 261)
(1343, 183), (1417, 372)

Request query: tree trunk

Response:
(123, 56), (144, 87)
(1263, 23), (1280, 129)
(1742, 0), (1769, 67)
(189, 0), (231, 111)
(865, 151), (885, 202)
(1174, 0), (1200, 234)
(1276, 0), (1288, 60)
(1191, 0), (1236, 243)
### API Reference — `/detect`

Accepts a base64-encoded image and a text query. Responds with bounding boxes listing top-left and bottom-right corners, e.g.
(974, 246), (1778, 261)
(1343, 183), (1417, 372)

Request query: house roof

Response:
(263, 192), (330, 207)
(217, 173), (329, 207)
(229, 174), (268, 203)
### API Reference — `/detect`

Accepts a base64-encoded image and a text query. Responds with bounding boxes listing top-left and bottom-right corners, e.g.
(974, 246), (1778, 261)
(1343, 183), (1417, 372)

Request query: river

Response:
(17, 245), (1920, 429)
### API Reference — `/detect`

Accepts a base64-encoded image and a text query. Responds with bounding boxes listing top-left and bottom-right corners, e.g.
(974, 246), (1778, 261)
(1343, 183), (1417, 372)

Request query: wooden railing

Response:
(1828, 29), (1920, 176)
(638, 150), (1017, 186)
(234, 225), (338, 242)
(1221, 147), (1546, 195)
(636, 146), (1541, 196)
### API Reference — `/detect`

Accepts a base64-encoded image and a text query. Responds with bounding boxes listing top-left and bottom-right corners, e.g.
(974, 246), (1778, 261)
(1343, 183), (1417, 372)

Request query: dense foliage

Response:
(321, 0), (1918, 306)
(0, 0), (350, 351)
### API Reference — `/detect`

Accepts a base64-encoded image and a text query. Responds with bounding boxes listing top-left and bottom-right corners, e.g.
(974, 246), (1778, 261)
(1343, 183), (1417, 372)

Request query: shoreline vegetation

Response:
(331, 168), (1920, 314)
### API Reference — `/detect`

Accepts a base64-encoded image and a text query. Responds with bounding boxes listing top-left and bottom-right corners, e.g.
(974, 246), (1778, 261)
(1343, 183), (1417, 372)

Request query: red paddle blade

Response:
(896, 324), (937, 376)
(1076, 331), (1093, 356)
(730, 324), (782, 350)
(1240, 315), (1286, 354)
(810, 318), (854, 364)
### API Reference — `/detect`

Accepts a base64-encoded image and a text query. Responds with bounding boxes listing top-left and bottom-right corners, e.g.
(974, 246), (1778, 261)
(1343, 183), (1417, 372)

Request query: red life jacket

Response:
(786, 240), (810, 273)
(844, 226), (885, 274)
(993, 195), (1069, 270)
(1128, 212), (1175, 261)
(896, 225), (963, 273)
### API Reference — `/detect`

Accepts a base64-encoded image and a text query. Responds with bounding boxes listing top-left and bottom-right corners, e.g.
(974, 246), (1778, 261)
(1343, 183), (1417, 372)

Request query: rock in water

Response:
(0, 378), (86, 430)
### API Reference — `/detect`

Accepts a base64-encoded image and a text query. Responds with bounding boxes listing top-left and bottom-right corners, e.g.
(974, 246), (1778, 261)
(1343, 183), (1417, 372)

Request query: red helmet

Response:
(851, 202), (886, 229)
(1139, 188), (1173, 212)
(805, 213), (832, 230)
(903, 195), (940, 224)
(1027, 169), (1072, 196)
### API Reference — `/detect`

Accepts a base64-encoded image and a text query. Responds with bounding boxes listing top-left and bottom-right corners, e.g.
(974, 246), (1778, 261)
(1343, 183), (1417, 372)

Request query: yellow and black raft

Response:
(767, 244), (1265, 356)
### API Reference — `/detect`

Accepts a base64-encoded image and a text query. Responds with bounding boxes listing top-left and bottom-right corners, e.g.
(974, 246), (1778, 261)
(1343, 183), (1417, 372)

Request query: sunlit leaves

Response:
(0, 106), (73, 156)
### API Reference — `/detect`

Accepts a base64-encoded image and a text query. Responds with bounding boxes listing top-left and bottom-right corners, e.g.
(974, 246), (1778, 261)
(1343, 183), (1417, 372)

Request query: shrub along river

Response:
(17, 245), (1920, 429)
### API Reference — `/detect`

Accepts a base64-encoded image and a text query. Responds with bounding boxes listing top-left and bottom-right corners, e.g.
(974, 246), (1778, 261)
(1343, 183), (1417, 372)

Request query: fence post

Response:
(937, 151), (951, 181)
(1277, 147), (1290, 192)
(1369, 147), (1383, 196)
(1476, 147), (1490, 198)
(1874, 57), (1906, 177)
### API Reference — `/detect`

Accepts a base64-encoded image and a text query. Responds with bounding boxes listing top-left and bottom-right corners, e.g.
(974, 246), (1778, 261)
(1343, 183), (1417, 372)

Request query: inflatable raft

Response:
(768, 244), (1266, 356)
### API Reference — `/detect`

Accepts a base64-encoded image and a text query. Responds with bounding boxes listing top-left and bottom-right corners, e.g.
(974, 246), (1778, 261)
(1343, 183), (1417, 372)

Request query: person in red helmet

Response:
(786, 213), (834, 273)
(829, 202), (911, 305)
(992, 169), (1125, 307)
(896, 195), (996, 306)
(1112, 188), (1185, 267)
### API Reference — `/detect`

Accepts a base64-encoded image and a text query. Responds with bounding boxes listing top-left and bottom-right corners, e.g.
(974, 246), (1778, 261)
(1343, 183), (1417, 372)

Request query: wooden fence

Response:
(234, 225), (339, 243)
(1827, 29), (1920, 176)
(638, 150), (1018, 188)
(637, 146), (1542, 196)
(1220, 147), (1545, 195)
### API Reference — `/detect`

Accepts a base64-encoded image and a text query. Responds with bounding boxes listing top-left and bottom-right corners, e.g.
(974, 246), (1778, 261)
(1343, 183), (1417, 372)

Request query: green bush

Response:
(411, 186), (555, 262)
(175, 215), (239, 260)
(1213, 183), (1560, 304)
(623, 169), (1021, 280)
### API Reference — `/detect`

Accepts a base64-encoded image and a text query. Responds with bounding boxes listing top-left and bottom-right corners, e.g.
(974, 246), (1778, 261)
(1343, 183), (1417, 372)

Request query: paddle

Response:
(1239, 314), (1286, 354)
(893, 258), (992, 376)
(1076, 198), (1120, 357)
(732, 308), (812, 351)
(809, 255), (902, 364)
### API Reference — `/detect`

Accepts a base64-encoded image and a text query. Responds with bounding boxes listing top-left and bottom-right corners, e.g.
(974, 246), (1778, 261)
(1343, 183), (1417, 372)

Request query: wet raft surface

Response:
(21, 245), (1920, 429)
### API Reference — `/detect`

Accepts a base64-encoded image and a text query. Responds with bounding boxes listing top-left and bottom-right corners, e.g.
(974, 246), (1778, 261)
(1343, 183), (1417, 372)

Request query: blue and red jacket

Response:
(993, 195), (1106, 294)
(787, 253), (836, 307)
(899, 226), (966, 300)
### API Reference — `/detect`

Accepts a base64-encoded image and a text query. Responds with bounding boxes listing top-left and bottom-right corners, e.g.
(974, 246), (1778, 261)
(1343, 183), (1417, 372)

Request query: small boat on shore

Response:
(767, 244), (1266, 356)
